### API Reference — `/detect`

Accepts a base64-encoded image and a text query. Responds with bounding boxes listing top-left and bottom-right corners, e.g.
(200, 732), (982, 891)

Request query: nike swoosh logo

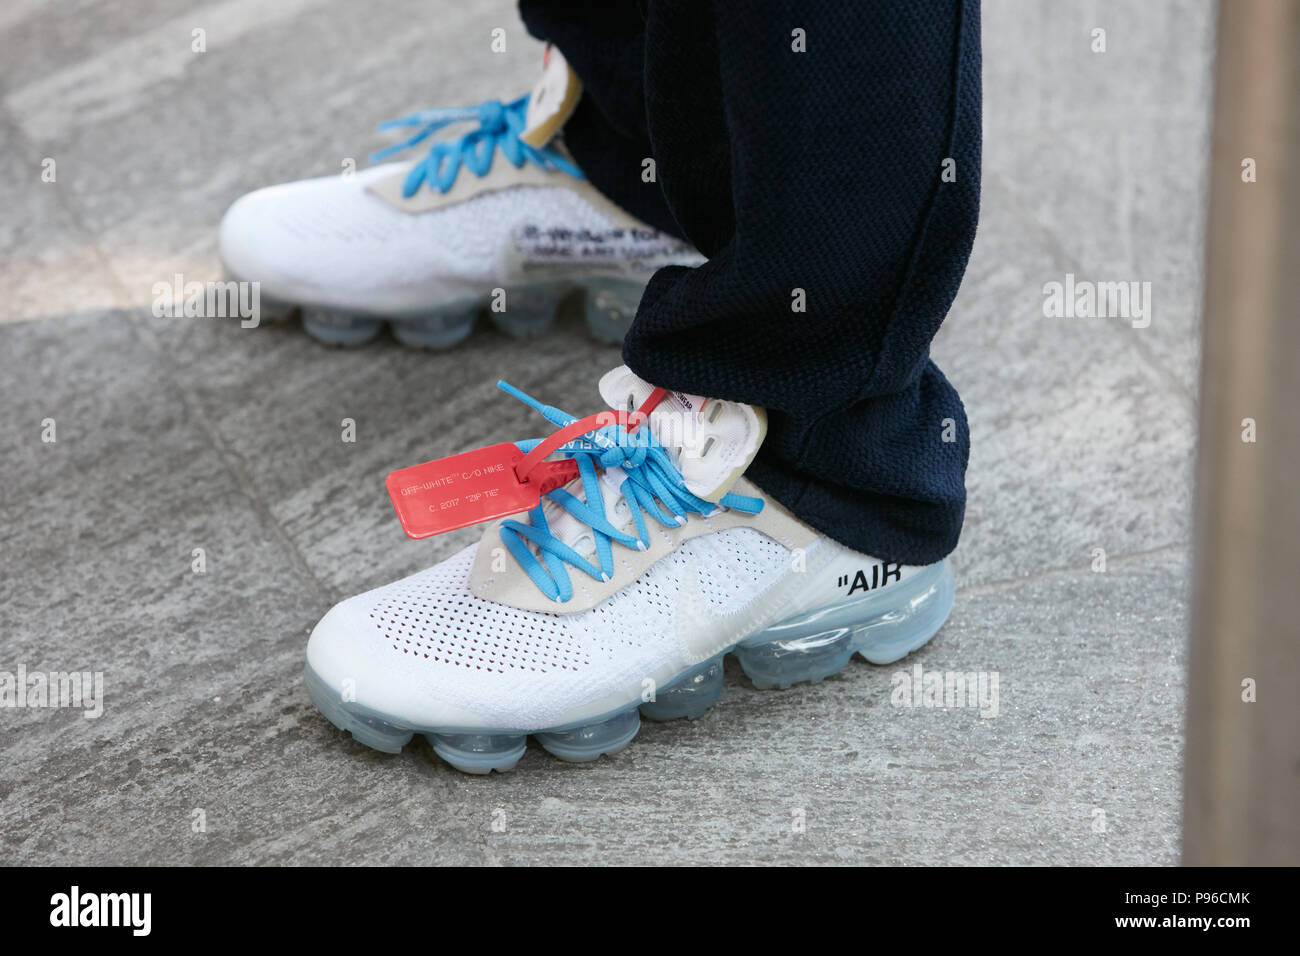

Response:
(674, 567), (799, 663)
(672, 538), (844, 663)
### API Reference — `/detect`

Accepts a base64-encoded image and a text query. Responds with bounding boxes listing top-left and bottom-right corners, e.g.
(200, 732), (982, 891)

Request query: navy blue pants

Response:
(520, 0), (981, 565)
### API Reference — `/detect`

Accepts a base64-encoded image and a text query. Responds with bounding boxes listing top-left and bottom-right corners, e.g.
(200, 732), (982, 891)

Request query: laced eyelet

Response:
(493, 380), (763, 600)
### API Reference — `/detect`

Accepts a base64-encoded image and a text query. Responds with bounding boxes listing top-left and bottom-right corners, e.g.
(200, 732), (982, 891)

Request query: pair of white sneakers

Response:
(219, 56), (955, 774)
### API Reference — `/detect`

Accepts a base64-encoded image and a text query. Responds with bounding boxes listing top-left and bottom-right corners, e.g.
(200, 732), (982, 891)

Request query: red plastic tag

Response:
(386, 388), (666, 540)
(386, 443), (579, 539)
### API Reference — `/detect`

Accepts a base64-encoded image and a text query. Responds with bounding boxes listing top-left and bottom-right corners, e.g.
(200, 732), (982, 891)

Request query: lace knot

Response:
(369, 94), (583, 197)
(493, 381), (764, 602)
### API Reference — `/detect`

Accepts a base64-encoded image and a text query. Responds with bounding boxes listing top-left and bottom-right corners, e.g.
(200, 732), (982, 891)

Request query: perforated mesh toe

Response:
(344, 528), (796, 727)
(364, 527), (789, 671)
(369, 548), (591, 675)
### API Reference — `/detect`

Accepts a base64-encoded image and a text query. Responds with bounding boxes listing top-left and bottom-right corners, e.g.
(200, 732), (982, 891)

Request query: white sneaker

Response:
(219, 75), (700, 348)
(305, 367), (955, 773)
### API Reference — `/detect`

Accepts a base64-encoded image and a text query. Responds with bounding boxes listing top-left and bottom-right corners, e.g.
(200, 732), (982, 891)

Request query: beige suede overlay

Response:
(366, 157), (646, 229)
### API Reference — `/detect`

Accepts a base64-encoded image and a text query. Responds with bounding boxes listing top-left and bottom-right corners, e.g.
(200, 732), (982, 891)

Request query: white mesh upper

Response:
(224, 167), (603, 290)
(319, 527), (793, 728)
(372, 548), (590, 676)
(219, 163), (700, 310)
(369, 528), (789, 675)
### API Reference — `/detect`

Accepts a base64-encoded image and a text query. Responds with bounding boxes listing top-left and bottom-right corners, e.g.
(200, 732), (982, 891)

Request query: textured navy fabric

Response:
(520, 0), (981, 565)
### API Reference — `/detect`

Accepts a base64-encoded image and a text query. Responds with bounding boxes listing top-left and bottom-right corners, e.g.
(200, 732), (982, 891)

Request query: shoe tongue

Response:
(597, 366), (766, 502)
(520, 45), (583, 149)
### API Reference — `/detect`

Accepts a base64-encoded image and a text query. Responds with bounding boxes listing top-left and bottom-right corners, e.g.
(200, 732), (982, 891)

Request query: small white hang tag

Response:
(598, 366), (767, 502)
(521, 45), (582, 149)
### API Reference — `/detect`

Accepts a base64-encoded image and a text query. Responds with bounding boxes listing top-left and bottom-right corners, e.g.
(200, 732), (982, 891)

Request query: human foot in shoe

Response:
(304, 367), (954, 773)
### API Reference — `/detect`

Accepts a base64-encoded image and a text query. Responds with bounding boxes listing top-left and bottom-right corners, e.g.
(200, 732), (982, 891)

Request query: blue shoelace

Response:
(495, 381), (764, 603)
(370, 95), (583, 197)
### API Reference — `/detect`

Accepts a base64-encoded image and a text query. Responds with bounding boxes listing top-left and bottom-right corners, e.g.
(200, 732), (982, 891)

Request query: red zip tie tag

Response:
(386, 387), (667, 540)
(385, 443), (579, 539)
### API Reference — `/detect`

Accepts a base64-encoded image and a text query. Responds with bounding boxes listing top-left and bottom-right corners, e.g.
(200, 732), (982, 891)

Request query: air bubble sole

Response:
(247, 277), (646, 349)
(304, 558), (955, 774)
